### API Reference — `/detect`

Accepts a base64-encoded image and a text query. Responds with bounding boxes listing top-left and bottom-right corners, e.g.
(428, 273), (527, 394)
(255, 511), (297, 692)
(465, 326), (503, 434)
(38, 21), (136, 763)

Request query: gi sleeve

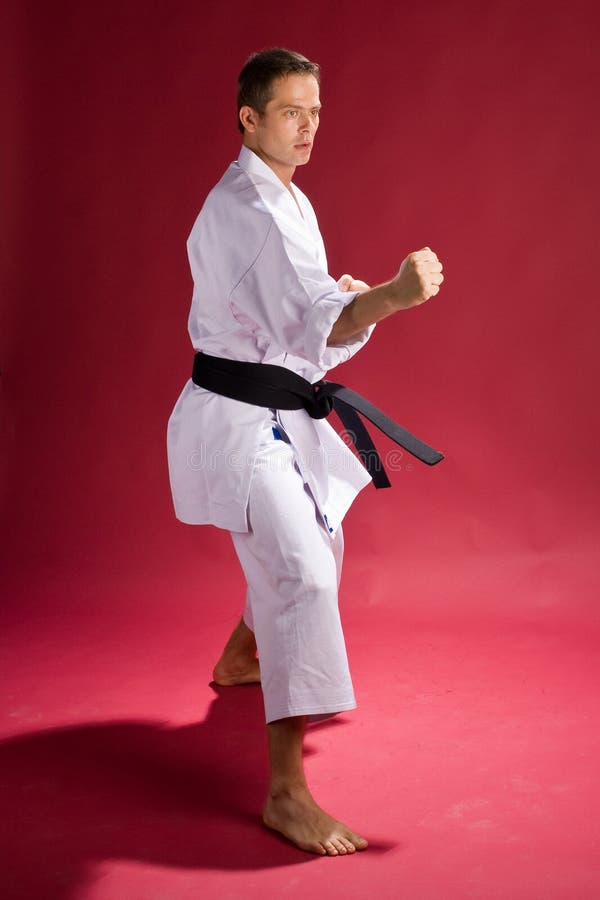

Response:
(228, 217), (373, 371)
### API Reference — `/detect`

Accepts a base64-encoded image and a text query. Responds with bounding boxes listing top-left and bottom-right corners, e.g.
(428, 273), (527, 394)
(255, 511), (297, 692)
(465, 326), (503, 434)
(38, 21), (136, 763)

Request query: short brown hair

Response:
(237, 47), (321, 134)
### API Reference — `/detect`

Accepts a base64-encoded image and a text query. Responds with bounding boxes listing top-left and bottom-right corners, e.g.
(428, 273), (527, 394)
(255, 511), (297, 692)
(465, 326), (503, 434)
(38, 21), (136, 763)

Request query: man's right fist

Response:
(393, 247), (444, 308)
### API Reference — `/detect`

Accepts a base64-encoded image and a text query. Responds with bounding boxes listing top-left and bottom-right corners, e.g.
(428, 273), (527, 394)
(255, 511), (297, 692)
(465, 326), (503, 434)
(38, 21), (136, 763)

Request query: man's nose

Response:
(299, 114), (312, 133)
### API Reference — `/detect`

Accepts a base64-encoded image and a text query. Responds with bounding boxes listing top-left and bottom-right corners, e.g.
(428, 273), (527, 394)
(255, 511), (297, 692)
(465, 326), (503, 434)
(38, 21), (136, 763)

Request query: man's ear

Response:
(239, 105), (258, 132)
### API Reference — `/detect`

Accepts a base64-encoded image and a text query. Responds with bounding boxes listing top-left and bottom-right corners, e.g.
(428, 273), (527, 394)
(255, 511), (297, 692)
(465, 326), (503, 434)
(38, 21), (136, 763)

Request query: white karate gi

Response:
(167, 144), (374, 722)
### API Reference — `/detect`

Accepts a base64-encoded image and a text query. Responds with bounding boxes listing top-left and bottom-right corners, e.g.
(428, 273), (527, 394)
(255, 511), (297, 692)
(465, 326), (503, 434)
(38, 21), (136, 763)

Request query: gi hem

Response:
(264, 698), (357, 725)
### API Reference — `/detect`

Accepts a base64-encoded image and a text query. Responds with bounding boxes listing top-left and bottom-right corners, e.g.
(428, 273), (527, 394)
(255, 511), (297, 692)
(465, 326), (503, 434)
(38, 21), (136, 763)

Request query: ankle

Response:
(215, 648), (256, 669)
(226, 619), (256, 652)
(268, 779), (310, 801)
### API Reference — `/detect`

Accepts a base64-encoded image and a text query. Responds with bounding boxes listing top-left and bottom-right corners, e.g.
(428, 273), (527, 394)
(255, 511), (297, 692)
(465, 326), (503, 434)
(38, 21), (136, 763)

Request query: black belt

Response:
(192, 351), (444, 488)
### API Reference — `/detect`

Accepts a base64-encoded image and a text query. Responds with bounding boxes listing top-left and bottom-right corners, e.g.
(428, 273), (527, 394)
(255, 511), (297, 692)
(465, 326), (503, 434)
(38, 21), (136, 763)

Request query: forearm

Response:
(327, 247), (444, 345)
(326, 280), (402, 345)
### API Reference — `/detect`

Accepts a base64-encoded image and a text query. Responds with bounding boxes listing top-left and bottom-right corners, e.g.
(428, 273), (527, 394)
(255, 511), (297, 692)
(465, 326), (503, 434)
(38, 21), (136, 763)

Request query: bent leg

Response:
(229, 439), (367, 854)
(231, 441), (355, 724)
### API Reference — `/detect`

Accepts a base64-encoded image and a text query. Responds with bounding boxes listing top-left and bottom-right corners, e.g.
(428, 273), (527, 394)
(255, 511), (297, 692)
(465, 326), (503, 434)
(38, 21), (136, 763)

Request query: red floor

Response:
(2, 551), (600, 900)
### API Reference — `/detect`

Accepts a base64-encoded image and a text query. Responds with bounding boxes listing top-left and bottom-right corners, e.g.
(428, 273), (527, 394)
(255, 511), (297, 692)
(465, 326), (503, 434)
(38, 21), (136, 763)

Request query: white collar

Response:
(237, 144), (295, 193)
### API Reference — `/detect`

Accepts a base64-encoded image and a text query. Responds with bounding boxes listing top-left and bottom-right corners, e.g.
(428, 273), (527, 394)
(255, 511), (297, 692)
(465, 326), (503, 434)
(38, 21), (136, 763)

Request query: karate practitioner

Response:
(167, 48), (444, 856)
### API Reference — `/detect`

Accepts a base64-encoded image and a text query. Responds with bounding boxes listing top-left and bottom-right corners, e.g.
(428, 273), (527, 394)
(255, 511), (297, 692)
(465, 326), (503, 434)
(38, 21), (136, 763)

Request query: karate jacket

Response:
(167, 144), (374, 533)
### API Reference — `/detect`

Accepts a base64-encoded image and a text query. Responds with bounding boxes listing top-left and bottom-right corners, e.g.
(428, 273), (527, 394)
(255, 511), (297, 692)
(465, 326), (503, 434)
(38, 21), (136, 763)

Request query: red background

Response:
(3, 0), (599, 621)
(3, 2), (600, 897)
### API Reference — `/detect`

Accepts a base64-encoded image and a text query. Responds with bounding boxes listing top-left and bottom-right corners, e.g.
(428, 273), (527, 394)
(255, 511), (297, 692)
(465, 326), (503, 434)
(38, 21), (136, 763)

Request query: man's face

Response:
(246, 74), (321, 178)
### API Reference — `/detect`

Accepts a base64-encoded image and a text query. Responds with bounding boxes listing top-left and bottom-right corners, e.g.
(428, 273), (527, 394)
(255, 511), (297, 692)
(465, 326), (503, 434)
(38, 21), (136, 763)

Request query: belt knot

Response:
(306, 381), (334, 419)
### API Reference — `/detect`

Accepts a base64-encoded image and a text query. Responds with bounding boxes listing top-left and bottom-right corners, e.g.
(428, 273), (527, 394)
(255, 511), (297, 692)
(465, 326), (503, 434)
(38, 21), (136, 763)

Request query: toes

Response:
(331, 837), (348, 855)
(323, 840), (339, 856)
(352, 834), (369, 850)
(339, 836), (356, 854)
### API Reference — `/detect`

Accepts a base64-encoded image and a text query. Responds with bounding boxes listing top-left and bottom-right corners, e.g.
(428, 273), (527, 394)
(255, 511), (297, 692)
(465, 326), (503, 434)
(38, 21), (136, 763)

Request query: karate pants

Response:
(230, 432), (357, 725)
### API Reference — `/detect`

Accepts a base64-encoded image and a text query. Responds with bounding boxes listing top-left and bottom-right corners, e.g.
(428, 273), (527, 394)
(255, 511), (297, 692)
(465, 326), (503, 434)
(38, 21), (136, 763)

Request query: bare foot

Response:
(213, 656), (260, 686)
(263, 786), (368, 856)
(213, 617), (261, 686)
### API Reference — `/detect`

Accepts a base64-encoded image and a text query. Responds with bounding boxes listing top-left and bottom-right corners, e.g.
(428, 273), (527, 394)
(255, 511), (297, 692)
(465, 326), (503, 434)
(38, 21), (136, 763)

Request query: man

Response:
(167, 48), (443, 856)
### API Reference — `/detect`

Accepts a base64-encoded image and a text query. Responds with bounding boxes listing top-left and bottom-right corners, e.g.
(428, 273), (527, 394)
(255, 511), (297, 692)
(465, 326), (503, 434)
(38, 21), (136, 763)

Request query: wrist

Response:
(388, 278), (411, 311)
(393, 276), (424, 311)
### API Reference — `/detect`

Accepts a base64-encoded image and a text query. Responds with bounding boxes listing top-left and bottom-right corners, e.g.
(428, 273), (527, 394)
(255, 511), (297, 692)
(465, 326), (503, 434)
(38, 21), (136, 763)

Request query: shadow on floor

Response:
(1, 684), (341, 898)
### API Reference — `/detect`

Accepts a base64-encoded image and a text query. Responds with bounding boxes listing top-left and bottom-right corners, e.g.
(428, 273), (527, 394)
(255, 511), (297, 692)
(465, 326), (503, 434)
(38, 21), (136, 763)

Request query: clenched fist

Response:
(393, 247), (444, 308)
(338, 273), (370, 293)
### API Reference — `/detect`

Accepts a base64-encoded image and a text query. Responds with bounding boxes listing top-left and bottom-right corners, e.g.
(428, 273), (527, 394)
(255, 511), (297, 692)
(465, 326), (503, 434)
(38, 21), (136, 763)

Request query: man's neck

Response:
(243, 140), (295, 188)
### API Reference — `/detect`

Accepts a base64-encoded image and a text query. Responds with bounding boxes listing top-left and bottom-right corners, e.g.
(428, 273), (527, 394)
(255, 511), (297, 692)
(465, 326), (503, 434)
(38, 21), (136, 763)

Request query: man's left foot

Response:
(212, 617), (261, 685)
(213, 656), (261, 686)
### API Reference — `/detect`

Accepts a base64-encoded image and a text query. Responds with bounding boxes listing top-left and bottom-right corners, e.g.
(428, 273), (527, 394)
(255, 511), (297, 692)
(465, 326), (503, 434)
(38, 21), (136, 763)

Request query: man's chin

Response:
(294, 148), (313, 165)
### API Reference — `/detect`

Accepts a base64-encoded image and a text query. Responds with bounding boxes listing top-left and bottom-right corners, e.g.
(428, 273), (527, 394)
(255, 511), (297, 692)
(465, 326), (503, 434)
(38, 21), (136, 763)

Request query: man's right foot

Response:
(263, 786), (368, 856)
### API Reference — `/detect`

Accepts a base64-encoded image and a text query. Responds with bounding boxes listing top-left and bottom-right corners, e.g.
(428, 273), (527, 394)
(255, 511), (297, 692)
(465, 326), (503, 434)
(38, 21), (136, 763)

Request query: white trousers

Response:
(230, 428), (356, 724)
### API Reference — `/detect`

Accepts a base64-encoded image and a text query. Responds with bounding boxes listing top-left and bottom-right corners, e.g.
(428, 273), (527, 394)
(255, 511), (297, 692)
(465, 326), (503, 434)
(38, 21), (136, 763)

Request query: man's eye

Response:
(311, 109), (320, 116)
(287, 110), (297, 117)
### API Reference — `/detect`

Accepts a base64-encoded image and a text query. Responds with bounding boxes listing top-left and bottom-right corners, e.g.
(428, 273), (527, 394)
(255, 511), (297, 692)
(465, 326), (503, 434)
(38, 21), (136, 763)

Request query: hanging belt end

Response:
(425, 450), (445, 466)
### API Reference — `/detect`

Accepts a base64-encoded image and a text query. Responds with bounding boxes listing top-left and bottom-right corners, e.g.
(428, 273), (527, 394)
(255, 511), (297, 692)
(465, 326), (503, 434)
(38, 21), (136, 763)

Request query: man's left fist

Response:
(338, 273), (370, 293)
